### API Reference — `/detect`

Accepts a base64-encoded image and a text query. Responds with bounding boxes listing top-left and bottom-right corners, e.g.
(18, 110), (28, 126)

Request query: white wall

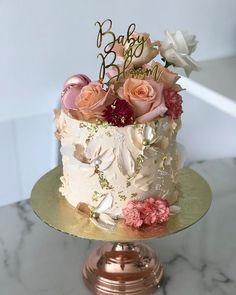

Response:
(0, 0), (236, 206)
(1, 0), (236, 121)
(0, 113), (56, 206)
(179, 92), (236, 163)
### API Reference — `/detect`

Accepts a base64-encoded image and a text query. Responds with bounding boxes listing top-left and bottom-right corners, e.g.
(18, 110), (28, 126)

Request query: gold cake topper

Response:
(95, 19), (163, 82)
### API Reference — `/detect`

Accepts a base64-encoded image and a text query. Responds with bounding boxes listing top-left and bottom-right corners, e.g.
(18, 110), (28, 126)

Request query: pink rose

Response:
(61, 74), (91, 109)
(74, 82), (114, 120)
(117, 78), (167, 123)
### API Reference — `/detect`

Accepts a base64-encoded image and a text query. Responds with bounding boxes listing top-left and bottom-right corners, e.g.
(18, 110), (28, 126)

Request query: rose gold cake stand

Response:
(31, 166), (212, 295)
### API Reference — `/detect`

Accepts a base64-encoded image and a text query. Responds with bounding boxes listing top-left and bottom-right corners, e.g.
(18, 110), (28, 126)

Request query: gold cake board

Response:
(31, 166), (212, 295)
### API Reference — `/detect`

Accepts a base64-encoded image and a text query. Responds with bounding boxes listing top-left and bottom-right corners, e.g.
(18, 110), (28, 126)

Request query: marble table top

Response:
(0, 158), (236, 295)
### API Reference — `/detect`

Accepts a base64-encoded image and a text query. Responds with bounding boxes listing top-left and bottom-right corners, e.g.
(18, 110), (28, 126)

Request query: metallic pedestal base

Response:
(30, 167), (212, 293)
(83, 242), (163, 295)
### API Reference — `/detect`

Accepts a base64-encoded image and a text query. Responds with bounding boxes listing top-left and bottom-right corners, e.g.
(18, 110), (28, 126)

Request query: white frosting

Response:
(55, 110), (180, 216)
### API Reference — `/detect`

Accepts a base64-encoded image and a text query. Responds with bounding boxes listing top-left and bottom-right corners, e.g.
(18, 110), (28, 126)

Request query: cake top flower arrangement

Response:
(61, 19), (199, 126)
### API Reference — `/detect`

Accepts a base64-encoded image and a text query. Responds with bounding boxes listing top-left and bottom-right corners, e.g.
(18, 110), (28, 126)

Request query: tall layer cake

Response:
(55, 20), (199, 229)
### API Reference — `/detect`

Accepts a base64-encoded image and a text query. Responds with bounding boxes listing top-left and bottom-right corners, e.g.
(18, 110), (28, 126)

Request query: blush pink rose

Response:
(74, 82), (114, 120)
(61, 74), (91, 109)
(117, 78), (167, 123)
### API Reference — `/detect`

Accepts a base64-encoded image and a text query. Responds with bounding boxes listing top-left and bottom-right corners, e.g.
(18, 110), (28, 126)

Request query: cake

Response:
(55, 19), (199, 229)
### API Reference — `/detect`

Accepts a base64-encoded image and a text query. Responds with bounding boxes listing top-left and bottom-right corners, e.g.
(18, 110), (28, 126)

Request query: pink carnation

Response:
(141, 198), (170, 225)
(164, 89), (183, 120)
(122, 201), (143, 228)
(122, 197), (170, 228)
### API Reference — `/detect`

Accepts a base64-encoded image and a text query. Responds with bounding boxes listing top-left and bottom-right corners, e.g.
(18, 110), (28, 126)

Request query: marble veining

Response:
(0, 158), (236, 295)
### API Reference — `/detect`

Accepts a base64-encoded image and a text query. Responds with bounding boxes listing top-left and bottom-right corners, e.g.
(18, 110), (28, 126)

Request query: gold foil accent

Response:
(160, 156), (168, 170)
(126, 178), (131, 188)
(85, 132), (95, 144)
(135, 154), (144, 174)
(131, 193), (138, 198)
(78, 121), (111, 144)
(90, 211), (100, 219)
(118, 194), (126, 201)
(92, 191), (106, 202)
(105, 131), (112, 137)
(129, 64), (164, 81)
(132, 123), (144, 136)
(31, 166), (212, 241)
(143, 139), (150, 146)
(95, 19), (161, 83)
(95, 165), (113, 190)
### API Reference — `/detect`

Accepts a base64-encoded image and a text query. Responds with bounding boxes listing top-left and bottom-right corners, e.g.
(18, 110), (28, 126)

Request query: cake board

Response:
(31, 166), (212, 294)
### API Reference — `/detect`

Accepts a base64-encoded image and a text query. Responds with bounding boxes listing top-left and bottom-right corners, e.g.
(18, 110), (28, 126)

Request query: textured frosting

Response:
(55, 110), (180, 217)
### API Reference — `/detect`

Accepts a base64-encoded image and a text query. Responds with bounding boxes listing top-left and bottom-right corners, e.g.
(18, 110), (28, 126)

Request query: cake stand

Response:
(31, 166), (212, 295)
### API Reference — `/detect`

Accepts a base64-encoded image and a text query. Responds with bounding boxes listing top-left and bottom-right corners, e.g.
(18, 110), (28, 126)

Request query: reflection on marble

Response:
(0, 158), (236, 295)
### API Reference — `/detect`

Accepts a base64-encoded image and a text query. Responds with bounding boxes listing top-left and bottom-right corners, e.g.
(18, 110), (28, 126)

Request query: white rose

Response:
(159, 30), (200, 76)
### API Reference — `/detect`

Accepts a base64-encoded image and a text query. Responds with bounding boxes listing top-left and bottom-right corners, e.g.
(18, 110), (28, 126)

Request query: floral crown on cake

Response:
(61, 19), (199, 126)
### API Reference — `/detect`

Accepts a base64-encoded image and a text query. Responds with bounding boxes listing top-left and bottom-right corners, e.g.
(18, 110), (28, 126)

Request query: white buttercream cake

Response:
(55, 109), (180, 217)
(55, 20), (199, 228)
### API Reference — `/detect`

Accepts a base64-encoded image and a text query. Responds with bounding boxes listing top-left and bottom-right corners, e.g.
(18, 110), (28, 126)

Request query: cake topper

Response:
(95, 19), (200, 82)
(95, 19), (162, 82)
(60, 20), (199, 126)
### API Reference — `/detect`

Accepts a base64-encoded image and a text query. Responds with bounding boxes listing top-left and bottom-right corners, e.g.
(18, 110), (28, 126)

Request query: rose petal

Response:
(173, 31), (189, 54)
(136, 104), (167, 123)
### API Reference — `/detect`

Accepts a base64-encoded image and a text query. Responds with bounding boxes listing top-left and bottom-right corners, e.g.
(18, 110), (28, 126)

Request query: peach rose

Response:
(126, 32), (158, 67)
(150, 62), (182, 91)
(112, 32), (158, 68)
(74, 82), (113, 120)
(117, 78), (167, 123)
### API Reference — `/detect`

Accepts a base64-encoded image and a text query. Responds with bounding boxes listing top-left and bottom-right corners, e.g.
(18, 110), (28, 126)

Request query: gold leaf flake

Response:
(135, 154), (144, 174)
(131, 193), (138, 198)
(95, 165), (113, 190)
(118, 194), (126, 201)
(92, 191), (106, 202)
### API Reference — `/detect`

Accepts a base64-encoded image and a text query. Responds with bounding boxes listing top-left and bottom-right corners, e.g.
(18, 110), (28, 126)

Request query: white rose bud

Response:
(159, 30), (200, 76)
